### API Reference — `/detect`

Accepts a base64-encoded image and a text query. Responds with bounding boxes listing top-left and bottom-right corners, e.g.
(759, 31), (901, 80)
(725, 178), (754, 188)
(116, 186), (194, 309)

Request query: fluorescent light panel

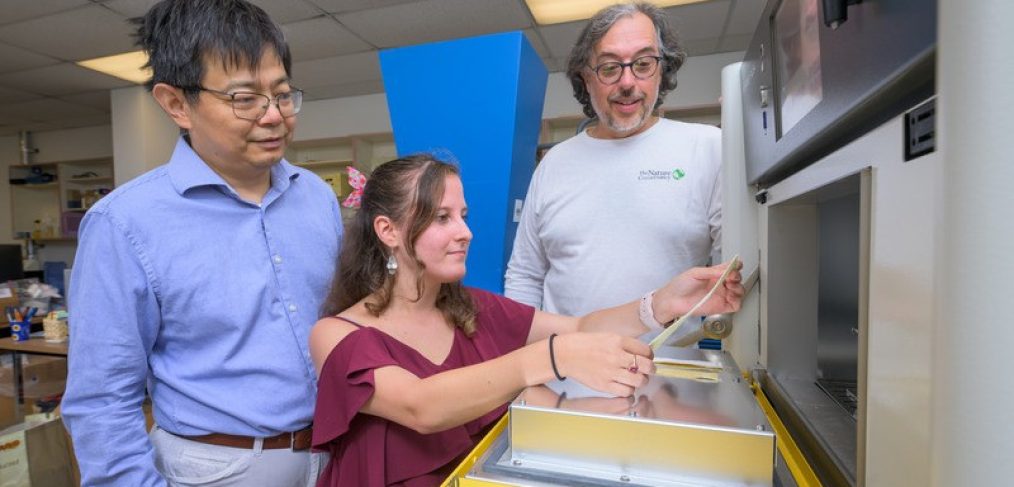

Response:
(77, 50), (151, 84)
(525, 0), (711, 25)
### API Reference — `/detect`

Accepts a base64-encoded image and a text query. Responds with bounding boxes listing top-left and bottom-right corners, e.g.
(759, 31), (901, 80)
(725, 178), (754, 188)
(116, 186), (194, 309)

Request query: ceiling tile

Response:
(46, 113), (113, 129)
(725, 0), (767, 37)
(292, 51), (380, 88)
(305, 0), (420, 15)
(0, 112), (22, 125)
(99, 0), (160, 18)
(58, 91), (113, 112)
(101, 0), (322, 23)
(338, 0), (532, 48)
(522, 29), (550, 61)
(665, 0), (732, 42)
(0, 42), (61, 74)
(282, 16), (372, 62)
(0, 0), (90, 26)
(4, 97), (108, 121)
(0, 0), (746, 134)
(546, 57), (569, 73)
(536, 20), (586, 60)
(0, 85), (43, 104)
(0, 5), (136, 61)
(0, 122), (58, 135)
(248, 0), (324, 24)
(0, 63), (134, 96)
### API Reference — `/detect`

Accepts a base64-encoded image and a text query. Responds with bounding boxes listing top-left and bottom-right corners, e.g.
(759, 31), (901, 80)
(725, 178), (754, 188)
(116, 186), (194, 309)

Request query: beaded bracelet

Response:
(639, 291), (667, 331)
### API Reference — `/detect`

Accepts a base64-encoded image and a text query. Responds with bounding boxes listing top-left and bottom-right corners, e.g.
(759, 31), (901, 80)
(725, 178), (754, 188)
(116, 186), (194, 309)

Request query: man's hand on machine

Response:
(653, 260), (745, 324)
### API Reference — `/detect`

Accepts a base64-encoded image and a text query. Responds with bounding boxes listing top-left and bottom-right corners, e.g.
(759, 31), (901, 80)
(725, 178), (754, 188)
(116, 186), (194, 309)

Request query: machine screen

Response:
(774, 0), (823, 137)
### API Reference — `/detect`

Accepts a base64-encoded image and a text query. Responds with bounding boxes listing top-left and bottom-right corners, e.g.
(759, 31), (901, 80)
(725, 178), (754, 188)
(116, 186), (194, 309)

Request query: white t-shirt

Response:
(505, 118), (722, 318)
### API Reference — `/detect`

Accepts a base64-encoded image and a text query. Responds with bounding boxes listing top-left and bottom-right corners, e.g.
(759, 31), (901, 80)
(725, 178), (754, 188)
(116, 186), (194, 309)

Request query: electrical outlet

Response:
(905, 98), (936, 161)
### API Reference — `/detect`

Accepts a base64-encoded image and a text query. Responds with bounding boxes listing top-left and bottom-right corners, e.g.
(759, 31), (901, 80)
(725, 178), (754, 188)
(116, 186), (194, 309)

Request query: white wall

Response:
(666, 51), (746, 109)
(111, 85), (179, 186)
(933, 0), (1014, 483)
(31, 126), (113, 163)
(295, 50), (744, 140)
(295, 93), (391, 141)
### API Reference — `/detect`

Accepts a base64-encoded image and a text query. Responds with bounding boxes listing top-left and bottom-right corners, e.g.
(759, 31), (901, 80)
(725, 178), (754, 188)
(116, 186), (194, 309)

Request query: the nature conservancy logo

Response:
(638, 168), (686, 181)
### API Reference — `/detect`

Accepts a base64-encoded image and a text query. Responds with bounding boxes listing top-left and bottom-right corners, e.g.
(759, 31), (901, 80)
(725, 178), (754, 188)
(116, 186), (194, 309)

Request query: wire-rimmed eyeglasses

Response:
(587, 55), (663, 85)
(183, 86), (303, 120)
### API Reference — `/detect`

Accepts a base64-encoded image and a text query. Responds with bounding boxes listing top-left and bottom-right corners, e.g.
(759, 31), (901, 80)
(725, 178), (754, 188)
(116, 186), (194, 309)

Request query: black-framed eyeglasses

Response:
(182, 85), (303, 120)
(587, 55), (662, 85)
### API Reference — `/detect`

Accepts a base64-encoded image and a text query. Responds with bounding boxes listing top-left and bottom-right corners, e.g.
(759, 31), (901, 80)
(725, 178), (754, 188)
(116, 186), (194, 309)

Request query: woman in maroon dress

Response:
(309, 154), (743, 486)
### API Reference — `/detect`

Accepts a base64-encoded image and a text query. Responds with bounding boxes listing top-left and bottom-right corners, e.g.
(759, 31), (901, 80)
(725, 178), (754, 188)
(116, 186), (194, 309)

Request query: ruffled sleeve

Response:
(312, 326), (488, 486)
(312, 328), (398, 449)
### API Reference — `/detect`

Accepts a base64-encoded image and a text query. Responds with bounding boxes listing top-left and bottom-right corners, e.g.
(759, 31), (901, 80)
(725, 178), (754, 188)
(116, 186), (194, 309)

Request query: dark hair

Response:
(566, 2), (686, 119)
(321, 154), (478, 335)
(133, 0), (292, 102)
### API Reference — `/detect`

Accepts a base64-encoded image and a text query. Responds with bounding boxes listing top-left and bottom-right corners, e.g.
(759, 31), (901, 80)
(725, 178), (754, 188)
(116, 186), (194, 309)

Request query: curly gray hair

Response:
(566, 2), (686, 119)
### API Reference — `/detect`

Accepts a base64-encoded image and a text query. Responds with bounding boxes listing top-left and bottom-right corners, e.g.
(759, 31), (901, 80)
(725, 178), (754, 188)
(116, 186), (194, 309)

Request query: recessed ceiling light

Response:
(77, 50), (151, 84)
(525, 0), (711, 25)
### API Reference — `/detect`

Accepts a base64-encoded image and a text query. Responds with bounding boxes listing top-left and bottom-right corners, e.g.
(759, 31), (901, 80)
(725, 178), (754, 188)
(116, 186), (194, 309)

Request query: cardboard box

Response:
(0, 356), (67, 430)
(0, 418), (75, 487)
(0, 283), (18, 309)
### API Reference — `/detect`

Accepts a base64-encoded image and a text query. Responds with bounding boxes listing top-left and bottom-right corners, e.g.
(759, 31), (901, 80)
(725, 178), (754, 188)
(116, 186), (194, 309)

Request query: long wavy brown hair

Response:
(321, 154), (477, 335)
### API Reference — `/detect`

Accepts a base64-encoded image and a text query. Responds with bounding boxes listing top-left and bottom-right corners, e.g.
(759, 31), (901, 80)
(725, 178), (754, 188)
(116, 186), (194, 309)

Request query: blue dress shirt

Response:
(62, 138), (343, 486)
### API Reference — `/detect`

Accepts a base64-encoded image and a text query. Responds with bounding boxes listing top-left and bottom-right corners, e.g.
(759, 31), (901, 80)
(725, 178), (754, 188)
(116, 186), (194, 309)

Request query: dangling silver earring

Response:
(386, 254), (398, 276)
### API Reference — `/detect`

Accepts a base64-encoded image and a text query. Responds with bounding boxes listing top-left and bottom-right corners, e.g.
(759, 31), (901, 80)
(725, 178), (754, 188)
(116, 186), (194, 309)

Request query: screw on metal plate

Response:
(512, 459), (523, 466)
(620, 475), (631, 482)
(756, 424), (766, 431)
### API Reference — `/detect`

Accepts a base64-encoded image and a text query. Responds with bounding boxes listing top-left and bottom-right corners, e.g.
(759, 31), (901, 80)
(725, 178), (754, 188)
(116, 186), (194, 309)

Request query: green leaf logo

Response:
(672, 168), (686, 180)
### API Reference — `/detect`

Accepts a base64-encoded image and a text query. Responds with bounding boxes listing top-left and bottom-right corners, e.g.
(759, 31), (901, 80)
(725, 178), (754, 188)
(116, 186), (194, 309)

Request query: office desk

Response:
(0, 335), (68, 426)
(0, 336), (68, 356)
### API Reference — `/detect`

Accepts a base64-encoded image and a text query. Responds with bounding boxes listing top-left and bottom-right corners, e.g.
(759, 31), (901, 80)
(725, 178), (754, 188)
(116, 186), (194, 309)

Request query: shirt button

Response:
(273, 255), (282, 264)
(288, 304), (297, 312)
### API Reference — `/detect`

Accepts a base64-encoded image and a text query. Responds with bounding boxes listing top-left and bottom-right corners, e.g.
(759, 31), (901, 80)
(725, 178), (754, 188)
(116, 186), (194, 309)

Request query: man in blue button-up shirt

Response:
(61, 1), (342, 485)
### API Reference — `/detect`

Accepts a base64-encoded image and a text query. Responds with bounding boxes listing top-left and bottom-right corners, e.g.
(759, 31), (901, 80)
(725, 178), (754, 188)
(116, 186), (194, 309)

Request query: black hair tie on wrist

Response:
(549, 333), (566, 381)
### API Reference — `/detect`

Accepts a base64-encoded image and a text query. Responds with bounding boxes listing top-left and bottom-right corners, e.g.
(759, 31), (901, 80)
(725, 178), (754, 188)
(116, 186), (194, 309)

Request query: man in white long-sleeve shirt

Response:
(505, 2), (721, 335)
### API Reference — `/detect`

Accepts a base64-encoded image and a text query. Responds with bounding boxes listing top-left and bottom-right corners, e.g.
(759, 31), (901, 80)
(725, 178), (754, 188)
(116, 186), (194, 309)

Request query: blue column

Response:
(380, 31), (548, 293)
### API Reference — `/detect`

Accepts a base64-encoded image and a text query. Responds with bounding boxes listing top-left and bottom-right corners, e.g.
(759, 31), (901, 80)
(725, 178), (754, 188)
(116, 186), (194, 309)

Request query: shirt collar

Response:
(168, 136), (299, 197)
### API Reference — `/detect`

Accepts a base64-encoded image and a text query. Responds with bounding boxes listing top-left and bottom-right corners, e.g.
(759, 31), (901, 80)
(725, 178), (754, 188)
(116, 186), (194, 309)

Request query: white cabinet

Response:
(7, 158), (114, 240)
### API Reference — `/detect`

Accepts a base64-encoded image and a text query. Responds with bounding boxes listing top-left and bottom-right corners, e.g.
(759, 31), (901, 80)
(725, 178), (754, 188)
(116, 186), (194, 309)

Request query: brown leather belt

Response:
(181, 426), (312, 451)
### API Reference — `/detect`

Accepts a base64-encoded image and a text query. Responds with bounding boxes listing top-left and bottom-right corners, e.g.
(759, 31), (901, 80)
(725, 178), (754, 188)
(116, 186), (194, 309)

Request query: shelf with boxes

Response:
(285, 133), (396, 222)
(7, 157), (114, 240)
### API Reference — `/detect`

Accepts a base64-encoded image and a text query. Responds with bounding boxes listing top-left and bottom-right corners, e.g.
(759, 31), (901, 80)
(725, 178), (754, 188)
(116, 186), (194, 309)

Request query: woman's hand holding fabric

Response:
(653, 261), (745, 323)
